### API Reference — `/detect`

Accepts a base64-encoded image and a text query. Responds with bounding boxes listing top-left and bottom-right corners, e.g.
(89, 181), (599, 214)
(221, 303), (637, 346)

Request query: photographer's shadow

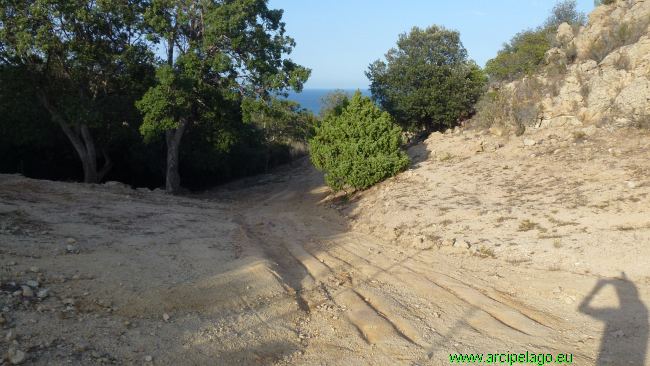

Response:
(579, 273), (648, 365)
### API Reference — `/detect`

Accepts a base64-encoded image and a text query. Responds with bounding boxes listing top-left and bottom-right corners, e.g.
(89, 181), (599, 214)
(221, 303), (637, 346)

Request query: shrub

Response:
(486, 1), (585, 82)
(366, 25), (487, 132)
(470, 78), (542, 133)
(309, 91), (410, 191)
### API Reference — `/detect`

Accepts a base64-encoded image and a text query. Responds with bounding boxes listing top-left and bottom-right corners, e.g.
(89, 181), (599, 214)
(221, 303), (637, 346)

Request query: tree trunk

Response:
(37, 93), (112, 183)
(165, 119), (188, 194)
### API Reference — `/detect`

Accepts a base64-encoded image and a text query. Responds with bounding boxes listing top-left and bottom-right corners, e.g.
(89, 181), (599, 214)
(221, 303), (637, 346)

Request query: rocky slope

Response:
(537, 0), (650, 128)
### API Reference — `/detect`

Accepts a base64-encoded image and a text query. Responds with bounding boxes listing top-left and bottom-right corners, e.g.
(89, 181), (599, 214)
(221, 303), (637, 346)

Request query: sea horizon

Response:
(285, 88), (371, 114)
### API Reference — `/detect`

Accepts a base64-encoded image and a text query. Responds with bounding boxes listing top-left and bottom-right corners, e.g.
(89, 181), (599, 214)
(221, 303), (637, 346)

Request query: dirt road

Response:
(1, 127), (649, 365)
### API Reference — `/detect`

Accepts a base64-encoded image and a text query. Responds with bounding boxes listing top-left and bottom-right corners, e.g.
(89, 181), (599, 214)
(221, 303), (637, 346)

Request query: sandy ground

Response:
(1, 123), (649, 365)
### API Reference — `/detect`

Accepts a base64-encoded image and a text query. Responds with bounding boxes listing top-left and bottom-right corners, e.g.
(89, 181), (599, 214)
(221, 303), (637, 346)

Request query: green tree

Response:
(137, 0), (310, 193)
(0, 0), (154, 183)
(485, 30), (552, 82)
(319, 89), (350, 119)
(309, 91), (409, 192)
(366, 25), (487, 132)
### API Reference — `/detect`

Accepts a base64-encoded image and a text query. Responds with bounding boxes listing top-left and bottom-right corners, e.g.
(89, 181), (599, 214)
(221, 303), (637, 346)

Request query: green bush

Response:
(309, 91), (409, 192)
(366, 25), (487, 132)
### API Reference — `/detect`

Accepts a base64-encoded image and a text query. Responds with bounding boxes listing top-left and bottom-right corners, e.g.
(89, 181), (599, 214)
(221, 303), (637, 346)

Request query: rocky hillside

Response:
(479, 0), (650, 133)
(542, 0), (650, 127)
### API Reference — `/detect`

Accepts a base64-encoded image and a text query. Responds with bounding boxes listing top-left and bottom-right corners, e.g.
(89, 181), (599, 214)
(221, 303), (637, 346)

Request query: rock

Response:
(26, 280), (39, 288)
(627, 181), (638, 189)
(37, 289), (50, 299)
(66, 238), (77, 244)
(612, 330), (625, 338)
(0, 314), (5, 325)
(552, 286), (563, 294)
(29, 267), (40, 273)
(66, 245), (78, 254)
(162, 313), (170, 322)
(523, 138), (537, 147)
(21, 286), (34, 298)
(7, 348), (26, 365)
(62, 298), (75, 306)
(453, 240), (471, 250)
(556, 22), (575, 45)
(5, 329), (16, 341)
(144, 355), (153, 362)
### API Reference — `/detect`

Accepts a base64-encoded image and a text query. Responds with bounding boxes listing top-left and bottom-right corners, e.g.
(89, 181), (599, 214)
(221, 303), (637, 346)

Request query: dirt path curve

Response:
(205, 158), (650, 366)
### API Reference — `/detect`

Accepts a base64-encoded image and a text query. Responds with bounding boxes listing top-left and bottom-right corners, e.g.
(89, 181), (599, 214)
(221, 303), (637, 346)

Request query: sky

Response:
(268, 0), (594, 89)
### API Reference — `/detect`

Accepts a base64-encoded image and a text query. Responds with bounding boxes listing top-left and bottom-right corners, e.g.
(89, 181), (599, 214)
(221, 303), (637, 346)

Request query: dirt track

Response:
(1, 126), (650, 365)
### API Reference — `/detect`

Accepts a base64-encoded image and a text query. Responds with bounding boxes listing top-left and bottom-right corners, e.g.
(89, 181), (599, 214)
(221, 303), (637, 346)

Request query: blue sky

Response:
(269, 0), (594, 89)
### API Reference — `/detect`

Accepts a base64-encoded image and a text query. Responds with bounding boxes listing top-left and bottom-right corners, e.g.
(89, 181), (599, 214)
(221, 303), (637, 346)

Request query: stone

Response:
(144, 355), (153, 362)
(453, 240), (471, 250)
(5, 329), (16, 341)
(556, 22), (575, 45)
(523, 138), (537, 146)
(627, 181), (638, 189)
(612, 330), (625, 338)
(26, 280), (39, 288)
(29, 267), (40, 273)
(21, 286), (34, 298)
(0, 314), (5, 325)
(7, 348), (26, 365)
(66, 238), (77, 244)
(62, 298), (75, 306)
(162, 313), (170, 322)
(37, 289), (50, 299)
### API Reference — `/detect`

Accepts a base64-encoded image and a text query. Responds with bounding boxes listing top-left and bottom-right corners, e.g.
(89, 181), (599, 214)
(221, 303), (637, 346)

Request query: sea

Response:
(285, 89), (371, 114)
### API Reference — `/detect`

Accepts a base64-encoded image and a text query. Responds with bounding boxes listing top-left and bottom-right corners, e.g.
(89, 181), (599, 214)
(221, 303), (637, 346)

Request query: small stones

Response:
(162, 313), (170, 322)
(612, 330), (625, 338)
(144, 355), (153, 362)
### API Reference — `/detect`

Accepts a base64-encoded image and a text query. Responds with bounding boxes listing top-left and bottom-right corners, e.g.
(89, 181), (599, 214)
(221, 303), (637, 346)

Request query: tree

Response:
(319, 89), (350, 119)
(0, 0), (154, 183)
(242, 96), (316, 170)
(366, 25), (486, 132)
(137, 0), (310, 193)
(485, 30), (552, 82)
(309, 91), (409, 192)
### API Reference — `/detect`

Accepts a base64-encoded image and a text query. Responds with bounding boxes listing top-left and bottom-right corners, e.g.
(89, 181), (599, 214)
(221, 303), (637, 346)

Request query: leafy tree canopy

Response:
(366, 25), (487, 131)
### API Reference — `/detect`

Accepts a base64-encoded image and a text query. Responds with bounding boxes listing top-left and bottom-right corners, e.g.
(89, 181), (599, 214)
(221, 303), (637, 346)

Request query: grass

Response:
(476, 246), (496, 258)
(518, 219), (539, 232)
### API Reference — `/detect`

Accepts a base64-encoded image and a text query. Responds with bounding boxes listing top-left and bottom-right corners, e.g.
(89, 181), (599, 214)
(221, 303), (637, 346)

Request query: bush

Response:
(309, 91), (409, 192)
(366, 25), (487, 132)
(486, 1), (585, 82)
(470, 78), (543, 134)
